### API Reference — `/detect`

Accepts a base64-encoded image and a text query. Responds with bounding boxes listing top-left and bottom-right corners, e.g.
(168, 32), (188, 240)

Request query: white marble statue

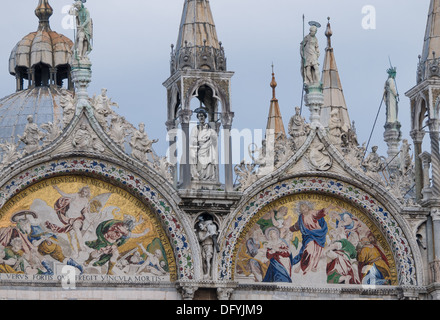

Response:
(19, 115), (43, 155)
(129, 123), (158, 163)
(288, 106), (310, 150)
(190, 108), (218, 181)
(300, 23), (321, 86)
(92, 88), (119, 129)
(60, 89), (75, 127)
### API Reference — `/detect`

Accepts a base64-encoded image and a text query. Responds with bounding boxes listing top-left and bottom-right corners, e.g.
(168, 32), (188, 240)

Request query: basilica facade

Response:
(0, 0), (438, 300)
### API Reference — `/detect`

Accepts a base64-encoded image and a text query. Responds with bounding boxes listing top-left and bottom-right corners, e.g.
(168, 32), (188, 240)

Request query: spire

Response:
(418, 0), (440, 82)
(266, 65), (286, 138)
(35, 0), (53, 31)
(171, 0), (226, 72)
(320, 17), (351, 132)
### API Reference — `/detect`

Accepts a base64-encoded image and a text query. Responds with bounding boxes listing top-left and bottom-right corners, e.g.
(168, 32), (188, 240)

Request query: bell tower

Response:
(163, 0), (235, 191)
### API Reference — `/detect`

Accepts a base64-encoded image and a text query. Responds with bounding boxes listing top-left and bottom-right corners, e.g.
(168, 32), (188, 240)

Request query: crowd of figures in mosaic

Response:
(0, 176), (175, 281)
(235, 200), (396, 286)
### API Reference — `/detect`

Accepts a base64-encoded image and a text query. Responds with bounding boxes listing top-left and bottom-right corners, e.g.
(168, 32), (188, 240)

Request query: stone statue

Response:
(129, 123), (158, 163)
(41, 122), (62, 146)
(300, 23), (321, 86)
(0, 139), (21, 168)
(384, 67), (399, 124)
(288, 106), (310, 150)
(60, 89), (75, 127)
(70, 0), (93, 62)
(19, 115), (43, 155)
(362, 146), (385, 173)
(328, 109), (344, 145)
(92, 88), (119, 129)
(108, 116), (130, 148)
(196, 215), (219, 279)
(190, 108), (218, 182)
(309, 139), (332, 171)
(72, 123), (105, 152)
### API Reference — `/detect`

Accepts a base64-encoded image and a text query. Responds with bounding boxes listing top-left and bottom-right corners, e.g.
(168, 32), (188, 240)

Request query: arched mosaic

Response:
(219, 177), (417, 286)
(0, 158), (194, 282)
(234, 193), (397, 286)
(0, 175), (177, 283)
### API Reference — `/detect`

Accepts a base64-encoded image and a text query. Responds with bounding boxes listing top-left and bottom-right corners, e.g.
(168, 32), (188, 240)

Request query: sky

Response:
(0, 0), (431, 168)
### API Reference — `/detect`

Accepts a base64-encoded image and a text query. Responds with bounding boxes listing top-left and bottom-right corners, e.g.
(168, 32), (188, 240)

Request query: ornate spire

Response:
(320, 17), (351, 132)
(171, 0), (226, 72)
(266, 65), (286, 139)
(418, 0), (440, 82)
(35, 0), (53, 31)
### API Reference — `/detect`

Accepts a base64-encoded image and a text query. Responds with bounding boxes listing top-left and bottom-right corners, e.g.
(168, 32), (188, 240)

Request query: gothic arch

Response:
(217, 175), (422, 286)
(183, 78), (231, 115)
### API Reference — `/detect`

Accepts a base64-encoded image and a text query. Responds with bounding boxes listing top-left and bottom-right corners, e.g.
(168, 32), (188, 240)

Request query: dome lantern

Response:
(9, 0), (73, 91)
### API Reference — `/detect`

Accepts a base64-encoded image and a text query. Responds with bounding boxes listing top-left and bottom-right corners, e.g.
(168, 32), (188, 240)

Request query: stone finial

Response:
(35, 0), (53, 30)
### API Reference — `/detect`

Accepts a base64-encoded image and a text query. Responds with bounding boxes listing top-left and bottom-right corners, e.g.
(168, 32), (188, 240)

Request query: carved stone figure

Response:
(92, 88), (119, 129)
(108, 116), (130, 148)
(234, 160), (257, 191)
(328, 109), (344, 146)
(300, 24), (321, 86)
(70, 0), (93, 62)
(72, 123), (105, 152)
(19, 115), (43, 155)
(41, 122), (62, 146)
(362, 146), (385, 173)
(309, 140), (332, 171)
(384, 67), (399, 124)
(0, 140), (21, 168)
(288, 106), (310, 150)
(129, 123), (158, 163)
(60, 89), (75, 127)
(196, 215), (219, 279)
(190, 108), (218, 181)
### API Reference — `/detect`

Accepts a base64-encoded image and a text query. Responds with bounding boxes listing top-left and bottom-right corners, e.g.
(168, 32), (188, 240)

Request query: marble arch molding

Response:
(0, 157), (198, 282)
(218, 176), (422, 287)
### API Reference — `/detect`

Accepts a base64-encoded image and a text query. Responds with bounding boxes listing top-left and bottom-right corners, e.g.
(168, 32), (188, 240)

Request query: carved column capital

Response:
(220, 112), (234, 128)
(178, 109), (193, 125)
(410, 130), (425, 143)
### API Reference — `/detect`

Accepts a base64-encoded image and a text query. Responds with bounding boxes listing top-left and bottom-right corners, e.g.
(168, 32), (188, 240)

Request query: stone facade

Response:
(0, 0), (438, 301)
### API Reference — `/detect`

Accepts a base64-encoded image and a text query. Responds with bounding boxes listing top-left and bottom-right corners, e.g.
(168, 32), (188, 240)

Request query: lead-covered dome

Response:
(9, 0), (73, 90)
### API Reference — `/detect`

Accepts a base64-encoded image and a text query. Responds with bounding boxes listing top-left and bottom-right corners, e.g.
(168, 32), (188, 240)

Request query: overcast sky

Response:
(0, 0), (431, 162)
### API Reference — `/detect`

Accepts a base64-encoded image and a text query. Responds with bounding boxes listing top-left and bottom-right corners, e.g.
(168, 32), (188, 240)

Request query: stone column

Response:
(178, 109), (193, 189)
(166, 119), (179, 188)
(384, 122), (402, 169)
(411, 130), (426, 202)
(304, 84), (324, 129)
(430, 208), (440, 283)
(71, 60), (93, 114)
(429, 119), (440, 197)
(50, 67), (57, 87)
(420, 151), (432, 200)
(221, 112), (234, 192)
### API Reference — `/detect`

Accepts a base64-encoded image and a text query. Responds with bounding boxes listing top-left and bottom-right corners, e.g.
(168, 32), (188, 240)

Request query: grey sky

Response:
(0, 0), (430, 160)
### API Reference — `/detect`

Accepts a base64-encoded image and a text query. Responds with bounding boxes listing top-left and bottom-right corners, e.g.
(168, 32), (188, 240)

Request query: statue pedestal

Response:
(384, 121), (402, 169)
(71, 60), (92, 113)
(304, 83), (324, 128)
(189, 180), (222, 191)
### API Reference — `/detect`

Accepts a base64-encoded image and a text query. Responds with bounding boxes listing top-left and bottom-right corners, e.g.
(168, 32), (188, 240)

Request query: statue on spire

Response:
(70, 0), (93, 63)
(301, 22), (321, 86)
(384, 67), (399, 125)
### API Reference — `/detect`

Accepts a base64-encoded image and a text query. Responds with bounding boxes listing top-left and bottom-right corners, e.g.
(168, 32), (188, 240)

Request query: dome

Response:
(0, 87), (64, 148)
(8, 0), (73, 90)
